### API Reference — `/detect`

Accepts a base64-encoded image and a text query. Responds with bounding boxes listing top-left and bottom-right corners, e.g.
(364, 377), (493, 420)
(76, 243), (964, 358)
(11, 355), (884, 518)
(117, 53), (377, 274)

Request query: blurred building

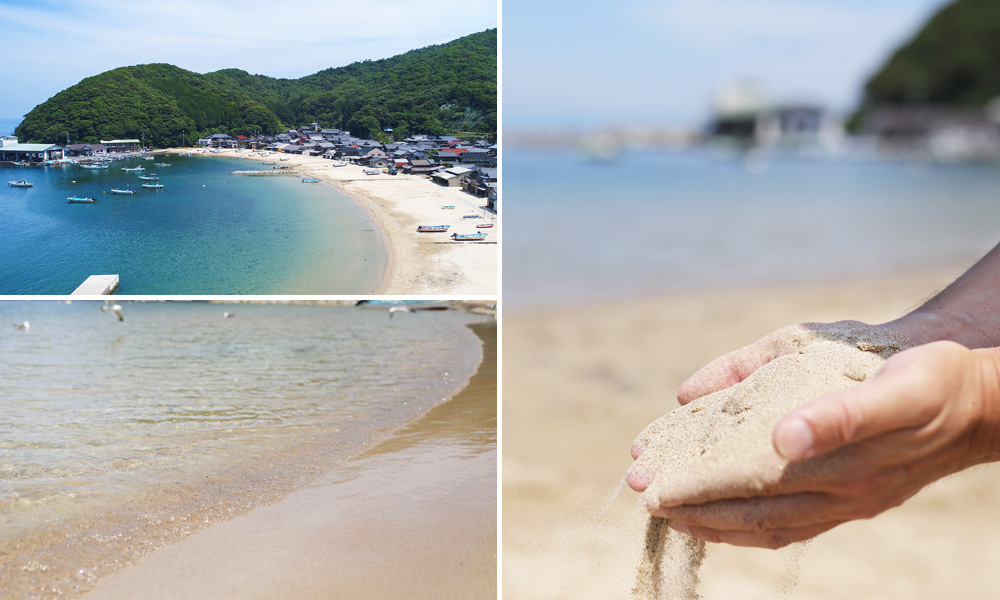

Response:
(858, 105), (1000, 161)
(708, 82), (843, 150)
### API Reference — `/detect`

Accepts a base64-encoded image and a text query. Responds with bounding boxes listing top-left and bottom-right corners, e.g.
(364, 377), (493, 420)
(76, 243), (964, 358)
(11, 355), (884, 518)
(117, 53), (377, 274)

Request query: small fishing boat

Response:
(122, 166), (145, 172)
(463, 214), (480, 219)
(364, 168), (381, 175)
(110, 188), (135, 195)
(263, 161), (276, 165)
(301, 178), (319, 183)
(417, 225), (451, 233)
(141, 184), (164, 189)
(330, 161), (347, 167)
(138, 175), (159, 181)
(8, 179), (32, 187)
(81, 164), (104, 170)
(441, 205), (455, 209)
(451, 232), (488, 241)
(153, 162), (172, 167)
(67, 197), (97, 203)
(279, 157), (289, 161)
(476, 223), (494, 229)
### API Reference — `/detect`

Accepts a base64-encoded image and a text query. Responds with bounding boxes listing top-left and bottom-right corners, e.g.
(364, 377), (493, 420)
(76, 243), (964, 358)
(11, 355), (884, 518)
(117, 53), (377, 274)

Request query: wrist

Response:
(879, 310), (987, 349)
(971, 347), (1000, 462)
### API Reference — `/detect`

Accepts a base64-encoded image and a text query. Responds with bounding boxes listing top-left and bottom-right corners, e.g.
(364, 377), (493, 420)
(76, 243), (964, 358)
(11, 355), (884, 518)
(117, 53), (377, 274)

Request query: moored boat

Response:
(122, 166), (145, 172)
(476, 223), (494, 229)
(138, 175), (159, 181)
(451, 232), (488, 241)
(8, 179), (32, 187)
(67, 197), (97, 203)
(110, 188), (135, 195)
(301, 178), (319, 183)
(141, 184), (164, 189)
(463, 214), (480, 219)
(417, 225), (451, 232)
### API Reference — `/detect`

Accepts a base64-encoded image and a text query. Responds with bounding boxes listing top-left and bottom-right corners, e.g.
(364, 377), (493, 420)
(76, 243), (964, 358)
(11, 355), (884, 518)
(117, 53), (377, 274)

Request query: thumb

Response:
(772, 362), (924, 461)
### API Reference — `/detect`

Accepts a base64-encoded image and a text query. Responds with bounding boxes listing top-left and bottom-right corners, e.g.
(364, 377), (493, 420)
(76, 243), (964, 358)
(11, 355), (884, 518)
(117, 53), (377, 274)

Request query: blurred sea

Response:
(504, 148), (1000, 309)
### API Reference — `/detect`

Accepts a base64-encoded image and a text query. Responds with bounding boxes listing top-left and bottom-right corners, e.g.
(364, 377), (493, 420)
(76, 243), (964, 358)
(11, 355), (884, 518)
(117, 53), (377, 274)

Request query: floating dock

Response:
(72, 274), (120, 295)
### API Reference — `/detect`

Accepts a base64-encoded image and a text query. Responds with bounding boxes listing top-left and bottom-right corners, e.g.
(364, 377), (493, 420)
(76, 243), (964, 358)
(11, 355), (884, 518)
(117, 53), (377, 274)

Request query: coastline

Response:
(503, 265), (1000, 599)
(155, 147), (497, 295)
(82, 319), (497, 599)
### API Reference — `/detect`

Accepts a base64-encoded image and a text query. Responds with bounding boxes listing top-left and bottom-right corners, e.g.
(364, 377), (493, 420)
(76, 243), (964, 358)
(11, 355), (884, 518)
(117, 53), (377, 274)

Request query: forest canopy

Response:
(15, 29), (497, 147)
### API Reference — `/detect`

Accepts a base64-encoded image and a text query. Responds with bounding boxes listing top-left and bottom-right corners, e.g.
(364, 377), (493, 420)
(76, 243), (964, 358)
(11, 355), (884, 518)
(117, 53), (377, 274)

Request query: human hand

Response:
(647, 341), (1000, 549)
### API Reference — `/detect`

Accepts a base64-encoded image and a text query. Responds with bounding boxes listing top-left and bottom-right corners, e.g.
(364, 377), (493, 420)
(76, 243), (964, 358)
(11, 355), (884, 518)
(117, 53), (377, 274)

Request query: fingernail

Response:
(671, 522), (691, 536)
(775, 418), (813, 460)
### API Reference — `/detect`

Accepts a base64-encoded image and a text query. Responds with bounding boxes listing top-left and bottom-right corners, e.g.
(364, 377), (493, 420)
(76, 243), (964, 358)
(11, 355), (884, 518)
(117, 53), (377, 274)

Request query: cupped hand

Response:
(647, 341), (1000, 549)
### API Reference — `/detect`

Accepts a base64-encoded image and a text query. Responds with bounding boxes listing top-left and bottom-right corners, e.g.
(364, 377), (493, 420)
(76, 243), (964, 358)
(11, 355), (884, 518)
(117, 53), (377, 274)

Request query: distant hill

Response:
(851, 0), (1000, 125)
(16, 29), (497, 146)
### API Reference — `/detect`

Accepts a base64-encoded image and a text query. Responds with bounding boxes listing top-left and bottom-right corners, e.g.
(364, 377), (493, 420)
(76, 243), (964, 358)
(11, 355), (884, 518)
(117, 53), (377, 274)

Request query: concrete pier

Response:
(72, 274), (120, 295)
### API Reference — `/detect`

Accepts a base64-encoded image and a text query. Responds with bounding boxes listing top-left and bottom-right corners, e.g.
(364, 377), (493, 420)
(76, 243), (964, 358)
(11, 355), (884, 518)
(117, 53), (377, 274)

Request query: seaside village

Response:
(1, 125), (499, 214)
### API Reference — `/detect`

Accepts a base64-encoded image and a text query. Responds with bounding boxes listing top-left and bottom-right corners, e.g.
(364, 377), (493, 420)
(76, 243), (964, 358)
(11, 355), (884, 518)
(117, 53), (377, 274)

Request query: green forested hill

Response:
(853, 0), (1000, 119)
(16, 29), (497, 146)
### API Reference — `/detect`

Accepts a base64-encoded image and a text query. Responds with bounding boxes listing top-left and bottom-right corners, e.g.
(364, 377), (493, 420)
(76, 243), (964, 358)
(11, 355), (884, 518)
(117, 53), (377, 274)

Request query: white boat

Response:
(364, 168), (381, 175)
(8, 179), (32, 187)
(122, 166), (145, 172)
(110, 188), (135, 195)
(141, 184), (164, 189)
(138, 175), (159, 181)
(279, 157), (289, 161)
(67, 196), (97, 203)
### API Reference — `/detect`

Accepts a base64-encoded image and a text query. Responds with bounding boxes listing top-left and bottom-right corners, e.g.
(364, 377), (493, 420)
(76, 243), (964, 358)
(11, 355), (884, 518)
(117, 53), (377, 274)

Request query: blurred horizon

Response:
(503, 0), (951, 132)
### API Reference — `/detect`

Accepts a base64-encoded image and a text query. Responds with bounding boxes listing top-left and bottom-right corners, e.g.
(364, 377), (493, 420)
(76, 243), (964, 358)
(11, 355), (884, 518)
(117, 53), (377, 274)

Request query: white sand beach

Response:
(155, 148), (497, 295)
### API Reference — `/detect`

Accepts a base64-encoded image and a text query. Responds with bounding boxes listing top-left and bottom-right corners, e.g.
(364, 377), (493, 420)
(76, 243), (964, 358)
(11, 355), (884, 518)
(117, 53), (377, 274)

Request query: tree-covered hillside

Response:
(16, 29), (497, 146)
(852, 0), (1000, 121)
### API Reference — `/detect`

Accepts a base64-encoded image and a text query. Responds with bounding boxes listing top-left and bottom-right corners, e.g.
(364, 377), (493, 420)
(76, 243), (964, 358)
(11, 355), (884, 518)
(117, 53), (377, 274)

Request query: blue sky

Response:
(503, 0), (951, 130)
(0, 0), (497, 119)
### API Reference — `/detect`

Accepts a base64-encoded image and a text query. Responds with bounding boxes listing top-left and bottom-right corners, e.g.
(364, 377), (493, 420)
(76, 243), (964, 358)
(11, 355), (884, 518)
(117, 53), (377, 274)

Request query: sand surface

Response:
(503, 266), (1000, 599)
(155, 148), (497, 295)
(83, 321), (496, 600)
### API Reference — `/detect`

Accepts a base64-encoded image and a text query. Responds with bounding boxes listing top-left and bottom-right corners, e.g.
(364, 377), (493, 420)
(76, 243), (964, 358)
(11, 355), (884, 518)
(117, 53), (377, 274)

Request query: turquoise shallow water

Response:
(0, 301), (485, 596)
(0, 154), (384, 294)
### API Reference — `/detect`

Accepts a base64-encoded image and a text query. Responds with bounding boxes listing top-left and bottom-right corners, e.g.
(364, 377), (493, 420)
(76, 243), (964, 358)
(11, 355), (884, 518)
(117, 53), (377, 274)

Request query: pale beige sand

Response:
(155, 148), (497, 295)
(503, 266), (1000, 599)
(83, 321), (496, 600)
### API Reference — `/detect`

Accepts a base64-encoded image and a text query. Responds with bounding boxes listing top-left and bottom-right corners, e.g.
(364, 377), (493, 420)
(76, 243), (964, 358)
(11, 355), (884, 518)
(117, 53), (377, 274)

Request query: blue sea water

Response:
(0, 155), (384, 294)
(504, 148), (1000, 308)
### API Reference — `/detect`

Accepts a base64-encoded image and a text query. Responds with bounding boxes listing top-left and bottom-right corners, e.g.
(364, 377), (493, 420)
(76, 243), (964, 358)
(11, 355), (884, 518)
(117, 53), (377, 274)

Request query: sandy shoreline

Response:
(81, 319), (496, 599)
(154, 147), (497, 295)
(504, 266), (1000, 599)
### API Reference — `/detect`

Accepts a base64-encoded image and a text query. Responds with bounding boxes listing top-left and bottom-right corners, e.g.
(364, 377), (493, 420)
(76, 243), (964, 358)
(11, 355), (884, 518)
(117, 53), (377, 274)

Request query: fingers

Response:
(677, 325), (807, 405)
(651, 492), (861, 532)
(673, 520), (843, 549)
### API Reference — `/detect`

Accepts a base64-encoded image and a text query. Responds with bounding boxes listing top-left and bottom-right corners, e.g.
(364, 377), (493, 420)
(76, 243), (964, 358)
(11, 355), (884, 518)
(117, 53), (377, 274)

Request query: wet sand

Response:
(84, 321), (497, 599)
(154, 148), (498, 295)
(503, 266), (1000, 599)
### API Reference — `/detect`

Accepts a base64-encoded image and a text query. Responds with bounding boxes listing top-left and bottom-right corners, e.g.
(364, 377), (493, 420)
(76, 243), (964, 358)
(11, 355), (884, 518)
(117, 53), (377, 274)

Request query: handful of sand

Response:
(630, 322), (913, 599)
